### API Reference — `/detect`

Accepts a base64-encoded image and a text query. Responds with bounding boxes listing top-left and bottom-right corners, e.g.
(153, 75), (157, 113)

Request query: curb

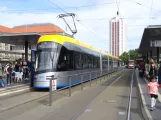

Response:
(135, 71), (153, 120)
(0, 86), (30, 97)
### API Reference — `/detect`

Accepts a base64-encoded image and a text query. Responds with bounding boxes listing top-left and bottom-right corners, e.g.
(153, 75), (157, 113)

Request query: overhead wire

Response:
(77, 17), (158, 21)
(129, 0), (159, 12)
(47, 0), (109, 42)
(47, 0), (157, 46)
(76, 20), (107, 40)
(3, 0), (128, 13)
(116, 0), (120, 13)
(150, 0), (154, 19)
(48, 0), (67, 13)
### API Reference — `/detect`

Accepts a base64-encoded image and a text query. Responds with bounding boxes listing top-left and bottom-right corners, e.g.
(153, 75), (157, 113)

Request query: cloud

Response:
(0, 6), (8, 11)
(0, 0), (161, 52)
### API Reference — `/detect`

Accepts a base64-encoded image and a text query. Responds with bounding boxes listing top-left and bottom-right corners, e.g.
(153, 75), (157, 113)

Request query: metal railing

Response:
(46, 67), (124, 106)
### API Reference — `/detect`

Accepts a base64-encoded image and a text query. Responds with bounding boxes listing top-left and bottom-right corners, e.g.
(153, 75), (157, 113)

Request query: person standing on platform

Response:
(145, 60), (150, 79)
(14, 61), (20, 83)
(149, 59), (157, 80)
(148, 75), (160, 111)
(5, 63), (12, 85)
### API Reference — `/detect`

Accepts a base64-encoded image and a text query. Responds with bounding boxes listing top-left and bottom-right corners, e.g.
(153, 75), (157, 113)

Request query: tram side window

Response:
(111, 58), (114, 68)
(88, 56), (93, 69)
(57, 47), (67, 71)
(97, 58), (100, 68)
(102, 57), (108, 69)
(67, 51), (74, 70)
(105, 58), (108, 69)
(109, 58), (112, 69)
(74, 52), (82, 70)
(93, 57), (97, 68)
(82, 54), (88, 69)
(107, 57), (109, 68)
(102, 58), (105, 69)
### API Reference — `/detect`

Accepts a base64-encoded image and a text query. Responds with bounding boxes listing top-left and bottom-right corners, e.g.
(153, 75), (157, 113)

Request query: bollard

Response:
(69, 76), (71, 97)
(81, 74), (83, 91)
(96, 72), (97, 84)
(47, 75), (56, 106)
(90, 73), (92, 87)
(49, 77), (52, 106)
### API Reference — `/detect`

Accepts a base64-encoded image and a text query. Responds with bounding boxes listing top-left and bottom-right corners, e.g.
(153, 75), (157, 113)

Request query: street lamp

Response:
(128, 45), (132, 60)
(128, 51), (130, 60)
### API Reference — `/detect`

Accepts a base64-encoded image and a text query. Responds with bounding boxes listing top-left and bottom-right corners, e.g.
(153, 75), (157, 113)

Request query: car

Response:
(128, 64), (135, 69)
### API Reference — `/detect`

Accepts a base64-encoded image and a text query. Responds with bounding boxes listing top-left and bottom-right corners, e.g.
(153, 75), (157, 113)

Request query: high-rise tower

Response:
(109, 12), (127, 57)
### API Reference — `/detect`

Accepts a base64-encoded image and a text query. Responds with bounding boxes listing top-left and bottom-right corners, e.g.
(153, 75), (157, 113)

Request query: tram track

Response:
(126, 70), (134, 120)
(0, 70), (124, 114)
(73, 69), (144, 120)
(72, 72), (124, 120)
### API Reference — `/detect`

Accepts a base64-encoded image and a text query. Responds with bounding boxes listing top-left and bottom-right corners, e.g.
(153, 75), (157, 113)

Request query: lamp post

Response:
(128, 45), (132, 60)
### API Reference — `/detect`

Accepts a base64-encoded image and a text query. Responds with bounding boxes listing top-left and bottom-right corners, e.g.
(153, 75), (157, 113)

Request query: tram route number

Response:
(52, 79), (57, 91)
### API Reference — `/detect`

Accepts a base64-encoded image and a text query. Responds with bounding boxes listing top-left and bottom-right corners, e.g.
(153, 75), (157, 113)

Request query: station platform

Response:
(0, 81), (30, 97)
(0, 82), (30, 91)
(136, 70), (161, 120)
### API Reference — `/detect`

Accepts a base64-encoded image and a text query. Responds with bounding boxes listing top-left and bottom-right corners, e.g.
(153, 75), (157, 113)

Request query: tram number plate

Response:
(52, 80), (57, 91)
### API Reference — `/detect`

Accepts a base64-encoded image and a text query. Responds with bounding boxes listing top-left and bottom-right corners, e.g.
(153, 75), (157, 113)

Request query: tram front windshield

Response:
(35, 42), (59, 73)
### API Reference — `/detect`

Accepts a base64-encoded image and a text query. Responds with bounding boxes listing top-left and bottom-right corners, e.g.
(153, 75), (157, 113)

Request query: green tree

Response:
(119, 52), (129, 63)
(119, 48), (138, 63)
(129, 49), (138, 60)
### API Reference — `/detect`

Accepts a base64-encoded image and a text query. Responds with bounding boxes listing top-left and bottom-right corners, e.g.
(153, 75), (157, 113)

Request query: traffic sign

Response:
(52, 79), (57, 91)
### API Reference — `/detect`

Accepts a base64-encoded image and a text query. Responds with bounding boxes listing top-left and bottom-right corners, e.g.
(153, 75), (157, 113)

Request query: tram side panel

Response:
(34, 44), (101, 89)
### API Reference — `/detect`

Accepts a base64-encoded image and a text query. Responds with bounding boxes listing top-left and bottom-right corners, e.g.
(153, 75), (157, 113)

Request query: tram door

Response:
(30, 50), (36, 88)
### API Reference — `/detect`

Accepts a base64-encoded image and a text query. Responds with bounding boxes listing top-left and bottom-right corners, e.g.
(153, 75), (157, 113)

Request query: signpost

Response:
(48, 75), (57, 106)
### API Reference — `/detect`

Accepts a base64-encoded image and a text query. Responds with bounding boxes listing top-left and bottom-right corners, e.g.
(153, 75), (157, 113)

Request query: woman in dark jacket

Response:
(149, 60), (157, 78)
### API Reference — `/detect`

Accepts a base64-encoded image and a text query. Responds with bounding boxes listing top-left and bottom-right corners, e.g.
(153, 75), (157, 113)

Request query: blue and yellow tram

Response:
(34, 34), (121, 89)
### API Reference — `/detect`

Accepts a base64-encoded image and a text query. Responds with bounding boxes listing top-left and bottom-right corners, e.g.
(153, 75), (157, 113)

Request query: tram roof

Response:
(139, 25), (161, 54)
(38, 34), (118, 59)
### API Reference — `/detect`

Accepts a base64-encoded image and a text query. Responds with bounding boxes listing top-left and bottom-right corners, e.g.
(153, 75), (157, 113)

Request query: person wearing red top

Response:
(148, 75), (160, 111)
(139, 62), (145, 77)
(139, 62), (144, 70)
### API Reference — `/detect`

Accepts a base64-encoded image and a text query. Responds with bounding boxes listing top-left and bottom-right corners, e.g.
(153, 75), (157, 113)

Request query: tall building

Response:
(109, 12), (127, 57)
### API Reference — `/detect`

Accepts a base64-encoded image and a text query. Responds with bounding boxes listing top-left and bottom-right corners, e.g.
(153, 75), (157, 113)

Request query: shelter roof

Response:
(139, 25), (161, 54)
(0, 23), (64, 45)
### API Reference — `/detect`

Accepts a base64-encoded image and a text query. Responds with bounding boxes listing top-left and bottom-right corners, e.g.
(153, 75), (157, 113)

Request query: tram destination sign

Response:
(150, 40), (161, 47)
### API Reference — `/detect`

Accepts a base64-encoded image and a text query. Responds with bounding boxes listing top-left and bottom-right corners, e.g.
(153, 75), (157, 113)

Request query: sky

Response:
(0, 0), (161, 52)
